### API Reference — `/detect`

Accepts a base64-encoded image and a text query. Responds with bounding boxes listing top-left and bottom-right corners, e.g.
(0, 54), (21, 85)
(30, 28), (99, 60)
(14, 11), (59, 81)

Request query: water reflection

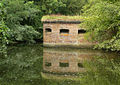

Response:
(42, 48), (120, 82)
(0, 44), (119, 85)
(43, 48), (103, 73)
(0, 44), (43, 85)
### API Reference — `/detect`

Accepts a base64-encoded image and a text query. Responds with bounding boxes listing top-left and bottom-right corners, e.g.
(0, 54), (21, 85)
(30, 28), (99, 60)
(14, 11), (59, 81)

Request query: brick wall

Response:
(43, 23), (96, 46)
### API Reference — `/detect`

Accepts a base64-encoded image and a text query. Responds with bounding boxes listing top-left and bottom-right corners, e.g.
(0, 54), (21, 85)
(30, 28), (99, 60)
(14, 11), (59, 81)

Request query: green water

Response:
(0, 44), (120, 85)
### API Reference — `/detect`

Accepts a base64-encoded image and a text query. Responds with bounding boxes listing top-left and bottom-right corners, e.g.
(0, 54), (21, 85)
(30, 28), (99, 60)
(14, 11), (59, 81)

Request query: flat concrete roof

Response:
(42, 15), (84, 24)
(42, 20), (81, 24)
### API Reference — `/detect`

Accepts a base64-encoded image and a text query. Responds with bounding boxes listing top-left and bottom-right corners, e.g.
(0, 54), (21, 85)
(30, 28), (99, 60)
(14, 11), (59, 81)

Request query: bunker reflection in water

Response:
(43, 48), (102, 73)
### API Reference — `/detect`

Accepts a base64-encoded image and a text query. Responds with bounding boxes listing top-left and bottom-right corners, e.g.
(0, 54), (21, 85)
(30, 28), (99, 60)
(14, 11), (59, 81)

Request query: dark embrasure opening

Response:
(45, 28), (52, 32)
(60, 29), (69, 34)
(78, 29), (86, 34)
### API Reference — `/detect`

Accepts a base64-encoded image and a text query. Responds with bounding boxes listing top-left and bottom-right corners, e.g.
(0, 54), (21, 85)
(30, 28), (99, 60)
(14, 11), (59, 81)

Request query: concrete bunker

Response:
(42, 15), (96, 48)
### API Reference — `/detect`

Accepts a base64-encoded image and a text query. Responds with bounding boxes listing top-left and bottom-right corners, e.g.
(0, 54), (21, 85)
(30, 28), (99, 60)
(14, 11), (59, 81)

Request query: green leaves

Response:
(82, 1), (120, 51)
(0, 0), (41, 43)
(0, 3), (2, 6)
(0, 1), (8, 55)
(36, 0), (86, 15)
(0, 20), (8, 56)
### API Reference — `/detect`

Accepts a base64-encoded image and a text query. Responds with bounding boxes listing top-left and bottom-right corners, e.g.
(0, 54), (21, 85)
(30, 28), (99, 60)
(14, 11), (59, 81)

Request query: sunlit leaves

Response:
(0, 0), (40, 43)
(0, 2), (8, 55)
(82, 1), (120, 51)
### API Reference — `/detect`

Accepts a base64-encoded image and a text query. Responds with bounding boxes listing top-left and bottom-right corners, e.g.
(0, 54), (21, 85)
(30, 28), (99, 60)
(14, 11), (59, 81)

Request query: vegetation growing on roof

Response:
(41, 15), (85, 21)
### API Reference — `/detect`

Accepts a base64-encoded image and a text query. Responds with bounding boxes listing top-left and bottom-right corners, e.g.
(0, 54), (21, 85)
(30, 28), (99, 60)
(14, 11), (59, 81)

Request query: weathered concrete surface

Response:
(43, 23), (96, 48)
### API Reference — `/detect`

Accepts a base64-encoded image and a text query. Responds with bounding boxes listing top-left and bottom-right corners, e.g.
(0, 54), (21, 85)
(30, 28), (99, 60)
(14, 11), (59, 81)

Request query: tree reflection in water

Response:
(0, 44), (119, 85)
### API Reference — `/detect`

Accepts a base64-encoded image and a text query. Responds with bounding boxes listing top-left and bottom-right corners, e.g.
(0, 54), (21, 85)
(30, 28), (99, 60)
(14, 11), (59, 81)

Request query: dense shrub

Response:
(81, 1), (120, 51)
(0, 0), (41, 43)
(32, 0), (87, 15)
(0, 2), (8, 54)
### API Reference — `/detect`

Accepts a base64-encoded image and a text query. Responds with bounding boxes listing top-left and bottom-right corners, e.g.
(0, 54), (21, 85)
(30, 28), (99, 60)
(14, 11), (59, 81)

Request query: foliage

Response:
(8, 25), (40, 43)
(81, 1), (120, 51)
(0, 2), (8, 55)
(0, 21), (8, 55)
(57, 0), (87, 15)
(0, 0), (41, 43)
(33, 0), (87, 15)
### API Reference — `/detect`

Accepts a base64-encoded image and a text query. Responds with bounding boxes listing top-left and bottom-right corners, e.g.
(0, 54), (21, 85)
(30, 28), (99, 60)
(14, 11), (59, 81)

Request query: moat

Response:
(0, 44), (120, 85)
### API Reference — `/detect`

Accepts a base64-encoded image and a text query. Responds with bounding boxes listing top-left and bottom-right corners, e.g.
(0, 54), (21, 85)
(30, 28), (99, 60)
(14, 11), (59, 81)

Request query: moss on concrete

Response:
(41, 15), (84, 22)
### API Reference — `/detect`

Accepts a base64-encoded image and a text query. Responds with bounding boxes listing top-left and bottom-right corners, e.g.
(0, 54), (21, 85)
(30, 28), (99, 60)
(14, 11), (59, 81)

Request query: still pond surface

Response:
(0, 44), (120, 85)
